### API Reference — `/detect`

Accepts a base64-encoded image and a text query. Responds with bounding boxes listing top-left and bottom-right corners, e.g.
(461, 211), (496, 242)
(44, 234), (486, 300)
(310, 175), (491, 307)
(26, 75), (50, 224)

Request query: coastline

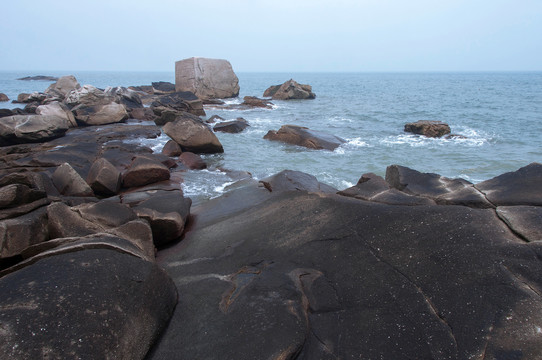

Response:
(0, 72), (541, 358)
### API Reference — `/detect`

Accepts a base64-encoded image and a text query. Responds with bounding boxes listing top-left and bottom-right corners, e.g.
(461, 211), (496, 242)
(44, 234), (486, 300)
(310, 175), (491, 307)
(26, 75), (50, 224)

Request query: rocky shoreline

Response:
(1, 64), (542, 359)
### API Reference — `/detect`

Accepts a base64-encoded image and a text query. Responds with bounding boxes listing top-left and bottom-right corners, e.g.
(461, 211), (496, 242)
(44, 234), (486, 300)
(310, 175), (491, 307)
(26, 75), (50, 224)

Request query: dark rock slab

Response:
(385, 164), (493, 208)
(0, 207), (48, 258)
(0, 184), (46, 209)
(475, 162), (542, 206)
(338, 174), (436, 205)
(213, 118), (250, 133)
(152, 81), (176, 94)
(151, 189), (542, 359)
(404, 120), (451, 138)
(264, 125), (345, 151)
(0, 245), (177, 359)
(151, 91), (205, 116)
(497, 206), (542, 242)
(17, 75), (59, 81)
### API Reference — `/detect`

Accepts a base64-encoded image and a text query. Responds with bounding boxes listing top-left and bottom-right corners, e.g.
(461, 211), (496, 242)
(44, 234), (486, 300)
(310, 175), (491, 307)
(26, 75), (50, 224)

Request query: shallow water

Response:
(1, 71), (541, 201)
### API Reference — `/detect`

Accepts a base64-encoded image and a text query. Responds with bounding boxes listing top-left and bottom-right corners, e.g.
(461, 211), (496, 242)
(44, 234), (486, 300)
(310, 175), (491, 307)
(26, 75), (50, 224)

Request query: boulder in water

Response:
(404, 120), (451, 138)
(264, 125), (345, 150)
(263, 79), (316, 100)
(175, 57), (240, 99)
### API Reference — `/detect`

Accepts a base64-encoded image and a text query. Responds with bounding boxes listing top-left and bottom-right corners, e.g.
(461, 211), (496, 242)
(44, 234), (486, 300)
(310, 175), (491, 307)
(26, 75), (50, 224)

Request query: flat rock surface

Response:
(0, 247), (177, 359)
(150, 188), (542, 360)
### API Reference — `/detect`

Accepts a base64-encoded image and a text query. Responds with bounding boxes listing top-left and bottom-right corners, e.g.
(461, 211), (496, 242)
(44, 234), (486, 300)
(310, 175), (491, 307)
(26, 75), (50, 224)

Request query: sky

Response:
(1, 0), (541, 72)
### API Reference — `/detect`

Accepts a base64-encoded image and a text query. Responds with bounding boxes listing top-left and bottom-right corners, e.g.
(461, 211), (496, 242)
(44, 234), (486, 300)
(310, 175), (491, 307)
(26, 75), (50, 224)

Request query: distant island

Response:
(17, 75), (58, 81)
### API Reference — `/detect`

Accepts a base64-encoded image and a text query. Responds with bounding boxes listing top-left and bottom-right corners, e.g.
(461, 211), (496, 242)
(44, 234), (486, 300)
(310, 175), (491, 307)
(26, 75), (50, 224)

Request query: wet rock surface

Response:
(264, 124), (346, 150)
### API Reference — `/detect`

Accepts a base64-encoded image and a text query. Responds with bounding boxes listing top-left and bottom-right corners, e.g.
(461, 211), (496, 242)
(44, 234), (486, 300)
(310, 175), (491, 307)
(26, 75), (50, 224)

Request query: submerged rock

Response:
(264, 125), (345, 150)
(213, 118), (250, 133)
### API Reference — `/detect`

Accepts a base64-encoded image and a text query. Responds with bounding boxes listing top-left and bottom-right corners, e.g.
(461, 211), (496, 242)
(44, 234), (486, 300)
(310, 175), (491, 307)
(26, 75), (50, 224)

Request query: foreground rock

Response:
(0, 115), (69, 146)
(0, 238), (177, 359)
(263, 79), (316, 100)
(404, 120), (451, 138)
(175, 57), (240, 99)
(264, 125), (345, 150)
(149, 163), (542, 360)
(163, 112), (224, 154)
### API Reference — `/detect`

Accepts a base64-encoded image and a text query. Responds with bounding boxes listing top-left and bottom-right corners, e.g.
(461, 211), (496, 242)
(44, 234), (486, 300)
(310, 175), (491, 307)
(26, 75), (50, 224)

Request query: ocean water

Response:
(1, 71), (541, 201)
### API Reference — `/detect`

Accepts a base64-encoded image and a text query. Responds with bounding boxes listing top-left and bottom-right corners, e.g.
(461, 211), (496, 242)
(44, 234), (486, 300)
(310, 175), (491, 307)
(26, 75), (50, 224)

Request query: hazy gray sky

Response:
(1, 0), (541, 72)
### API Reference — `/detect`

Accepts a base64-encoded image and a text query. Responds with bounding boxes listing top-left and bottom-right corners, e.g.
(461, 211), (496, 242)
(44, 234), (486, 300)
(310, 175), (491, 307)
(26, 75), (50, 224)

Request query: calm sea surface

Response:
(1, 71), (541, 202)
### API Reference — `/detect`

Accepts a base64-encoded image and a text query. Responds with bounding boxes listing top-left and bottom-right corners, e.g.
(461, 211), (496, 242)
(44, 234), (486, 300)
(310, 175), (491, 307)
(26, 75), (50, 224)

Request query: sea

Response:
(1, 71), (541, 203)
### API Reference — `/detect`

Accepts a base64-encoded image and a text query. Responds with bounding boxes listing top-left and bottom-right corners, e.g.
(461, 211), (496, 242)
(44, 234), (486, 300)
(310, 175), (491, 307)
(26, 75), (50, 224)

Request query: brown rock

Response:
(404, 120), (451, 138)
(263, 79), (316, 100)
(122, 156), (171, 188)
(179, 152), (207, 170)
(133, 192), (191, 247)
(175, 57), (240, 99)
(52, 163), (94, 197)
(0, 207), (48, 259)
(0, 93), (8, 102)
(264, 125), (345, 151)
(86, 158), (122, 196)
(241, 96), (273, 108)
(163, 112), (224, 154)
(162, 140), (183, 157)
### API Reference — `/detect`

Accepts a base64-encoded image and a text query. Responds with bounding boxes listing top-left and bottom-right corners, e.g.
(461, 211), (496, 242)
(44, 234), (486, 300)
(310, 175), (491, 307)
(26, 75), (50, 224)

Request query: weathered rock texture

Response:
(0, 243), (177, 359)
(404, 120), (451, 138)
(148, 163), (542, 360)
(175, 57), (240, 99)
(0, 115), (69, 146)
(163, 112), (224, 154)
(264, 125), (345, 150)
(263, 79), (316, 100)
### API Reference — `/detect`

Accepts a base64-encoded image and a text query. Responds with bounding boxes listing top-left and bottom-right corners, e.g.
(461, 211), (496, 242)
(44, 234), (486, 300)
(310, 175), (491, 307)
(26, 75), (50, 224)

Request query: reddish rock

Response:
(163, 112), (223, 154)
(404, 120), (451, 138)
(263, 79), (315, 100)
(122, 156), (171, 188)
(86, 158), (122, 196)
(162, 140), (183, 157)
(179, 152), (207, 170)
